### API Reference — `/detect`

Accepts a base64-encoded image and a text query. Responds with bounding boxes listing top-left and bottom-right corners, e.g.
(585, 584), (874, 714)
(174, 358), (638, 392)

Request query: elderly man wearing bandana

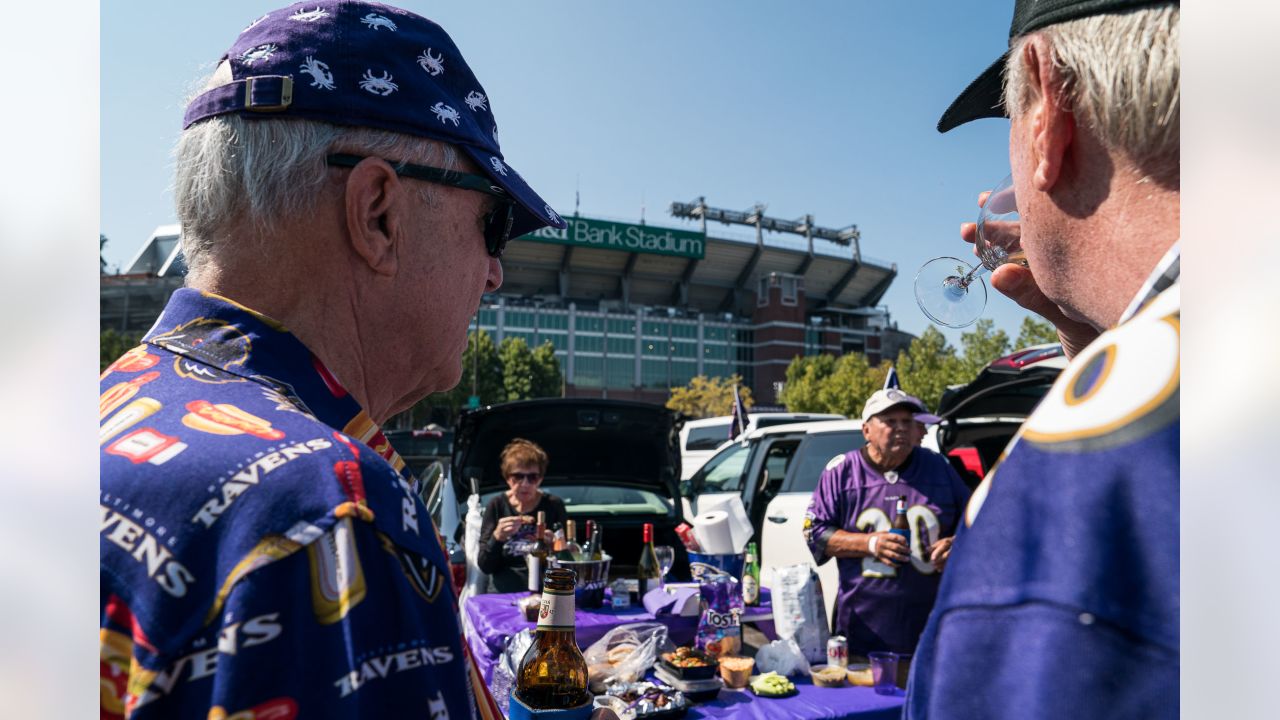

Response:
(98, 3), (617, 718)
(803, 389), (971, 663)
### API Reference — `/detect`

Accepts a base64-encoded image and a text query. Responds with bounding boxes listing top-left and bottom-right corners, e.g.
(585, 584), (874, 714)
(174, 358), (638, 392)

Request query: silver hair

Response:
(175, 65), (458, 280)
(1004, 4), (1179, 181)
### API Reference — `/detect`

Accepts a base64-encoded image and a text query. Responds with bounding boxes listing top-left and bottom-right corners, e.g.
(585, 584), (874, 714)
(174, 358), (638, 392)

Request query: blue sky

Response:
(102, 0), (1030, 347)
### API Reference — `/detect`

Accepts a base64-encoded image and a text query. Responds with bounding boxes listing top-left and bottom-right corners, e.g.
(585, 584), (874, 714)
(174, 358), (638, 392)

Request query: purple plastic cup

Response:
(868, 651), (899, 695)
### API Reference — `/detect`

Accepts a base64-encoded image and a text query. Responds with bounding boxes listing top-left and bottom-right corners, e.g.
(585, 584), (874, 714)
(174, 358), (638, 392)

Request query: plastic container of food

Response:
(653, 666), (724, 703)
(659, 647), (719, 681)
(809, 664), (848, 688)
(717, 656), (755, 689)
(846, 663), (874, 687)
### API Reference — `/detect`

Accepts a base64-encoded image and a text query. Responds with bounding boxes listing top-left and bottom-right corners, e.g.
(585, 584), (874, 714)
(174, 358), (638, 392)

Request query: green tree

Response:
(777, 354), (837, 413)
(1015, 316), (1060, 349)
(100, 329), (141, 372)
(499, 336), (534, 401)
(666, 374), (752, 418)
(895, 326), (965, 412)
(529, 341), (563, 399)
(817, 354), (892, 417)
(958, 318), (1011, 379)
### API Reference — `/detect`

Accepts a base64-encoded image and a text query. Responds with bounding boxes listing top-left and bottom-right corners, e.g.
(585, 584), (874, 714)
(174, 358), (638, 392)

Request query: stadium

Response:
(100, 198), (914, 407)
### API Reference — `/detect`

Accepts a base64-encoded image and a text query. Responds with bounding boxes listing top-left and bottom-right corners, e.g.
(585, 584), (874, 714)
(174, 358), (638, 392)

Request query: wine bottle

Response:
(557, 519), (582, 561)
(636, 522), (662, 599)
(529, 511), (548, 592)
(589, 521), (604, 562)
(742, 541), (760, 606)
(513, 567), (591, 714)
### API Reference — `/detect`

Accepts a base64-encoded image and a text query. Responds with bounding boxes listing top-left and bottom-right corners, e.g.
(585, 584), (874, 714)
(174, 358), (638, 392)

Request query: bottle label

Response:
(509, 693), (593, 719)
(743, 575), (759, 603)
(536, 588), (575, 631)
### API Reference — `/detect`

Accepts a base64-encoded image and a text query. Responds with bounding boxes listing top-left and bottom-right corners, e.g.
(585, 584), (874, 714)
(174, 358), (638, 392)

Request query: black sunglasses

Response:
(507, 472), (542, 484)
(326, 153), (516, 258)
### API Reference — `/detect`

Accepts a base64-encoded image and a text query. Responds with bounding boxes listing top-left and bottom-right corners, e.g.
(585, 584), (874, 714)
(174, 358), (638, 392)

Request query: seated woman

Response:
(477, 438), (568, 592)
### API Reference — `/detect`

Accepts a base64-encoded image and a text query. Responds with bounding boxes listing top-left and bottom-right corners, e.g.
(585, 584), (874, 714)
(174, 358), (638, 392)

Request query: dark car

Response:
(926, 343), (1068, 487)
(384, 425), (454, 479)
(426, 398), (691, 591)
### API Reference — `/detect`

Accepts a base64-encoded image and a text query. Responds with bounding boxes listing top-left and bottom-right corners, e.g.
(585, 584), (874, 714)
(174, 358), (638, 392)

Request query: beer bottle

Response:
(636, 522), (662, 599)
(514, 567), (591, 713)
(589, 521), (604, 562)
(890, 498), (911, 569)
(742, 541), (761, 606)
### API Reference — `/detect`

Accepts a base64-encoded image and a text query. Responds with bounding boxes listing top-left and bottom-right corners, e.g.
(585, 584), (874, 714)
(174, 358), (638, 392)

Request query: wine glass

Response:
(914, 174), (1025, 328)
(654, 545), (675, 586)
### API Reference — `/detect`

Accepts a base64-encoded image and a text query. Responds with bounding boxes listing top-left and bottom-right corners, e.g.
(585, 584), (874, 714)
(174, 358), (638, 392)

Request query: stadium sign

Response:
(518, 217), (705, 259)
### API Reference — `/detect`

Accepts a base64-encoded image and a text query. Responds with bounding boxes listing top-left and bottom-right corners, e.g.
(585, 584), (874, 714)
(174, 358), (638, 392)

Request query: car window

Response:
(481, 485), (672, 517)
(785, 431), (865, 493)
(686, 423), (731, 450)
(760, 440), (800, 490)
(691, 441), (751, 493)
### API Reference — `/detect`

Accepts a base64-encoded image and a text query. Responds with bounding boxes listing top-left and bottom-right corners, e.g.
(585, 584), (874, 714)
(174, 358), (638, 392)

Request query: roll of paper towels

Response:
(692, 510), (735, 554)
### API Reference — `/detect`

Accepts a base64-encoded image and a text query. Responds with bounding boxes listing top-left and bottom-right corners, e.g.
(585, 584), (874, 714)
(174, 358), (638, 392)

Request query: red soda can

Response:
(827, 635), (848, 668)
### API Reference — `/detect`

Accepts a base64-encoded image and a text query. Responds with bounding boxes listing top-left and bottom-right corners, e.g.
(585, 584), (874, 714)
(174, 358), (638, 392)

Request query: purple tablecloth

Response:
(462, 589), (776, 684)
(684, 679), (904, 720)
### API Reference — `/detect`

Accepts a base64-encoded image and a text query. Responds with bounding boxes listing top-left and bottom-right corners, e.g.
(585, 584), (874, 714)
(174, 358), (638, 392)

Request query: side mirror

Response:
(678, 479), (693, 498)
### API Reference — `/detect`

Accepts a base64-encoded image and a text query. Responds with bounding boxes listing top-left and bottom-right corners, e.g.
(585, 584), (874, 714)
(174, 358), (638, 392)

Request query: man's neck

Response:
(188, 246), (394, 424)
(863, 445), (912, 474)
(1065, 165), (1179, 329)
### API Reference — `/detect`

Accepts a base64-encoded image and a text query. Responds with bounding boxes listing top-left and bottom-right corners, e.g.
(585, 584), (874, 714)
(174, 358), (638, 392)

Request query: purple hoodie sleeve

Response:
(804, 456), (848, 563)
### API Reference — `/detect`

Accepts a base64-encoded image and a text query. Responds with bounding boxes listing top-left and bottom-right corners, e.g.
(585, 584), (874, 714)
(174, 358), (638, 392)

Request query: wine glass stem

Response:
(960, 262), (992, 288)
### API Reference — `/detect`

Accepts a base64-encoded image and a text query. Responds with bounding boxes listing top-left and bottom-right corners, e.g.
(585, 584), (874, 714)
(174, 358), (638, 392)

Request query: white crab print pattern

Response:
(489, 156), (509, 176)
(464, 91), (488, 112)
(241, 14), (270, 34)
(417, 48), (445, 76)
(430, 102), (461, 127)
(545, 205), (562, 225)
(299, 56), (335, 90)
(361, 13), (398, 31)
(289, 7), (329, 22)
(359, 70), (398, 96)
(240, 44), (278, 66)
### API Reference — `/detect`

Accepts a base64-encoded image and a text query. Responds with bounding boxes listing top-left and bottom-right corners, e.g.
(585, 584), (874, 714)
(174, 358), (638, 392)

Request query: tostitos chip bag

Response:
(695, 573), (743, 658)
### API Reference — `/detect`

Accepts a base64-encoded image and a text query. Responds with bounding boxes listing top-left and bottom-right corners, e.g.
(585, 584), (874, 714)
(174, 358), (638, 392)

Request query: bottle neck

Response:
(536, 584), (577, 632)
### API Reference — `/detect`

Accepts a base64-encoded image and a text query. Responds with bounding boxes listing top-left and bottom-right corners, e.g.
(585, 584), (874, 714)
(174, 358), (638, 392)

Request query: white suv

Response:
(679, 419), (864, 630)
(679, 412), (845, 481)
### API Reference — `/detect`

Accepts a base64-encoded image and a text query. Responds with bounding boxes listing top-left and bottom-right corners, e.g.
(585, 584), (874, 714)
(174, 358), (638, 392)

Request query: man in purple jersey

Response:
(905, 1), (1179, 718)
(803, 389), (970, 659)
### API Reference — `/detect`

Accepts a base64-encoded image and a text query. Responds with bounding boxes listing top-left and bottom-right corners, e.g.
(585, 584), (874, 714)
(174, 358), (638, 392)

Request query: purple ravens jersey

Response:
(904, 278), (1180, 719)
(804, 447), (970, 655)
(100, 289), (503, 719)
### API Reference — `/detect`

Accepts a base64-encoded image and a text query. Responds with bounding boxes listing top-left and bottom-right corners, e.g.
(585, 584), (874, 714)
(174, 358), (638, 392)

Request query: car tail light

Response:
(948, 447), (984, 478)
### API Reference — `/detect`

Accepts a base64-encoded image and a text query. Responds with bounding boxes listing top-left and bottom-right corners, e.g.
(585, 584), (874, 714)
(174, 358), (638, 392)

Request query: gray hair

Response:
(175, 66), (458, 279)
(1004, 4), (1179, 181)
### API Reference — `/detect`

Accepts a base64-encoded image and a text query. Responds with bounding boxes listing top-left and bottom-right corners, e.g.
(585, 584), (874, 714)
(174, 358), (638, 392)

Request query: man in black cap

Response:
(99, 3), (615, 718)
(905, 2), (1179, 718)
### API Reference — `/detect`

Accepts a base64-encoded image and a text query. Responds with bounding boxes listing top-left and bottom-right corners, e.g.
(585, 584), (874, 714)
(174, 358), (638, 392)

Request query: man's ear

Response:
(1020, 36), (1075, 192)
(342, 157), (405, 276)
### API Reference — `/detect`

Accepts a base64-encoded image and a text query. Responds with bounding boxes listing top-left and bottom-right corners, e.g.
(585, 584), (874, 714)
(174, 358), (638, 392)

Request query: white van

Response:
(679, 412), (845, 481)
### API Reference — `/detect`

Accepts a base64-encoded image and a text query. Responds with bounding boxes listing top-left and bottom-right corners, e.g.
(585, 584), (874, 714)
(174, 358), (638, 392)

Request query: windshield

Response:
(686, 423), (731, 450)
(482, 485), (673, 518)
(786, 431), (865, 493)
(690, 441), (751, 493)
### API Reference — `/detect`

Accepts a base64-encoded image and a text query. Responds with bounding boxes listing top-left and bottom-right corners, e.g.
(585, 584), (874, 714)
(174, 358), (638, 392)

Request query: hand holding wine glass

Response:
(914, 174), (1024, 328)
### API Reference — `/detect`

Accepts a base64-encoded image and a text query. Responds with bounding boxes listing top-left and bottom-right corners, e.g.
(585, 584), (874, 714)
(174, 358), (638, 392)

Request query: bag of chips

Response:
(695, 572), (743, 658)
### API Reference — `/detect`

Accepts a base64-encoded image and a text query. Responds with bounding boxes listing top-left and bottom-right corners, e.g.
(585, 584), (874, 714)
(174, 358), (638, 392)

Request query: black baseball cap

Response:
(937, 0), (1177, 133)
